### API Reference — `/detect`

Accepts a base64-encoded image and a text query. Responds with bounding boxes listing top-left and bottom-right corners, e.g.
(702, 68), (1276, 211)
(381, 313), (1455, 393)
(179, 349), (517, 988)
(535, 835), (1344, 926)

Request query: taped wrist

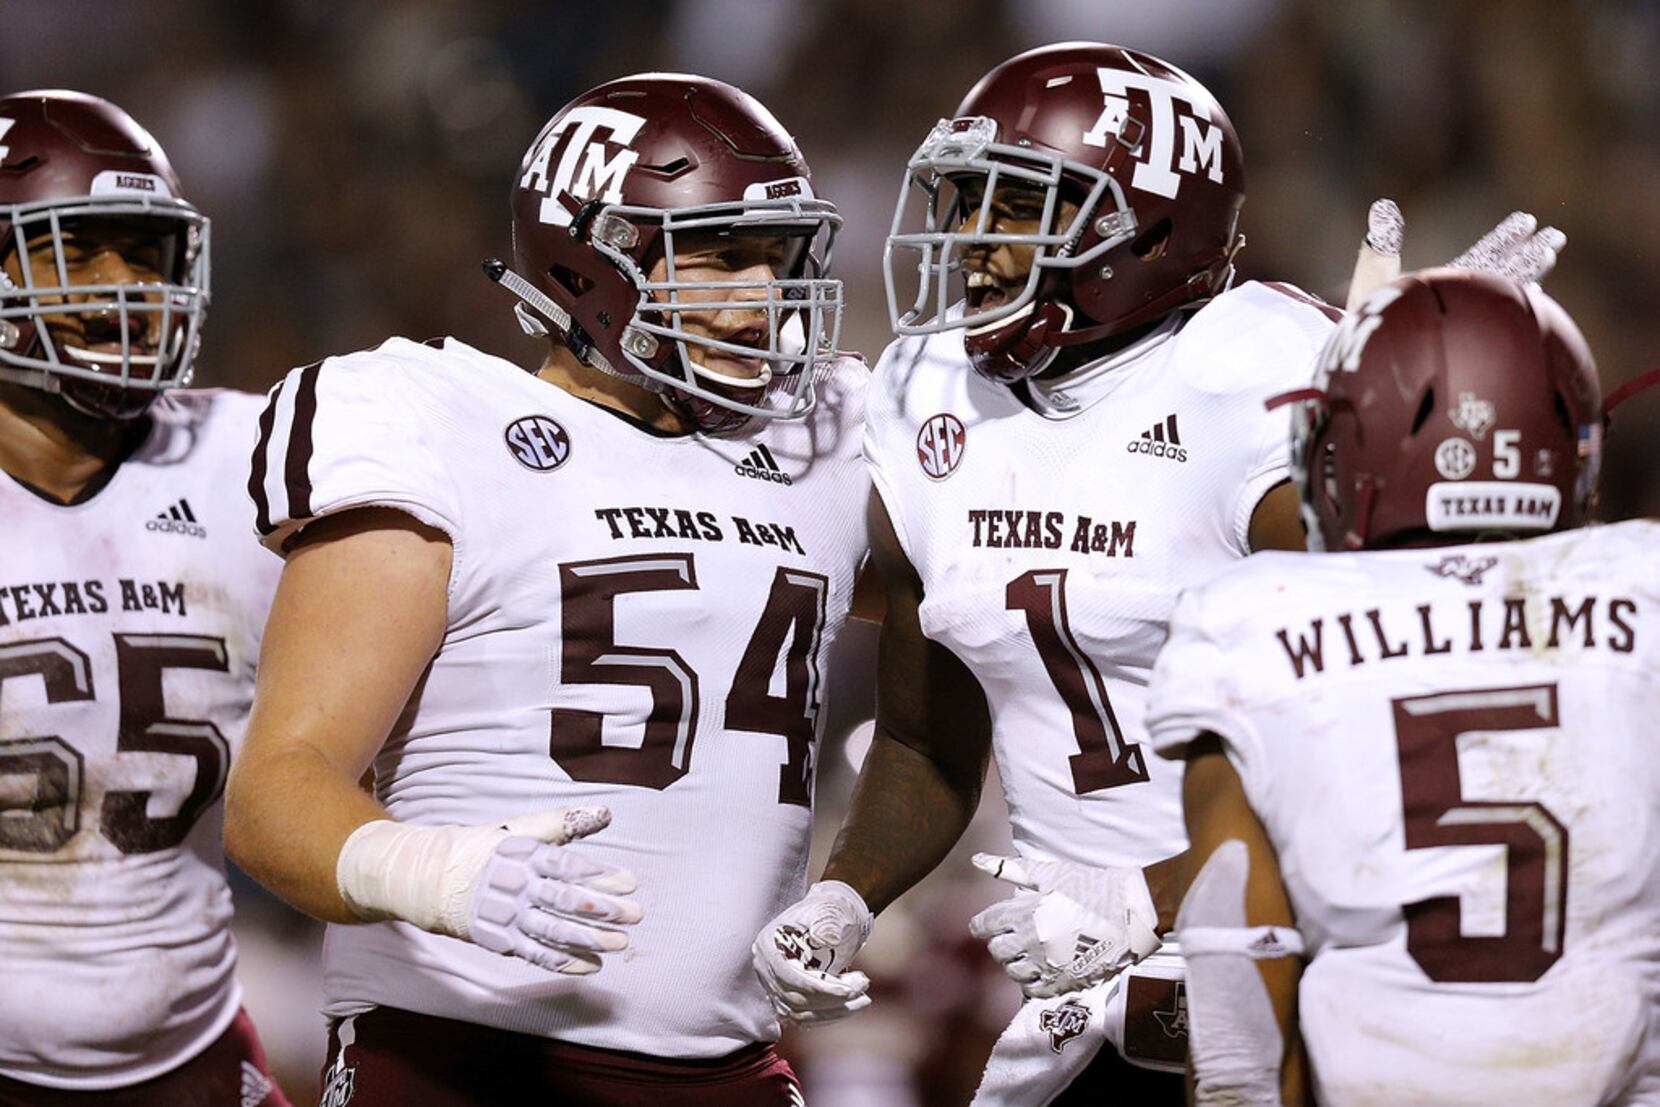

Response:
(335, 819), (501, 938)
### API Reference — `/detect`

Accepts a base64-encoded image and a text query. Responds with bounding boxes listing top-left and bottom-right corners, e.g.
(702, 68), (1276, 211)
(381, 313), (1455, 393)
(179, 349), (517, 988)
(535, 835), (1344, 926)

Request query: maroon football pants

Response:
(0, 1008), (290, 1107)
(320, 1006), (803, 1106)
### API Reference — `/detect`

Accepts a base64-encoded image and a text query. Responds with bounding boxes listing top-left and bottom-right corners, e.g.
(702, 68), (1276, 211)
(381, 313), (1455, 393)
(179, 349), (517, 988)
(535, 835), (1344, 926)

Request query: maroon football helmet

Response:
(0, 90), (209, 420)
(1285, 268), (1601, 551)
(885, 42), (1244, 383)
(502, 73), (841, 433)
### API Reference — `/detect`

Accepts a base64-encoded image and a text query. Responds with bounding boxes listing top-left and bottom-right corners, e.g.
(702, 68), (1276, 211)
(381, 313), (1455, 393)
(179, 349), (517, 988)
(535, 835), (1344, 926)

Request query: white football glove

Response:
(335, 805), (642, 974)
(969, 852), (1161, 999)
(752, 880), (874, 1025)
(1346, 198), (1566, 310)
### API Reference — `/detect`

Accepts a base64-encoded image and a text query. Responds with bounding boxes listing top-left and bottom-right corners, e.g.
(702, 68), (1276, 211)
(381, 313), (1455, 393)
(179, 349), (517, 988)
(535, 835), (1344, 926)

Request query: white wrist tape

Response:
(336, 819), (503, 938)
(1175, 839), (1296, 1107)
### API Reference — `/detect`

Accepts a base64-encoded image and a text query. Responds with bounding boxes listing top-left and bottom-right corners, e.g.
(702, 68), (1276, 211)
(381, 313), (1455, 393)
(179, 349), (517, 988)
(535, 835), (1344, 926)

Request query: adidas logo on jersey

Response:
(146, 498), (206, 538)
(735, 444), (793, 485)
(1126, 414), (1188, 462)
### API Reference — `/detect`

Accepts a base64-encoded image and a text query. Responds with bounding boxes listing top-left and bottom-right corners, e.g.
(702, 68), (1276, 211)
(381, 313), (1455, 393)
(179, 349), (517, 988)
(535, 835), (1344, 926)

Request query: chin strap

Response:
(1342, 479), (1377, 551)
(482, 258), (622, 380)
(1037, 253), (1238, 355)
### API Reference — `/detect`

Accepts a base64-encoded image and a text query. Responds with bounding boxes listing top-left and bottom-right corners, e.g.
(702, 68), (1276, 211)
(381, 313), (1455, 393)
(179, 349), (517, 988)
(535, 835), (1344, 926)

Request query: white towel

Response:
(972, 945), (1187, 1107)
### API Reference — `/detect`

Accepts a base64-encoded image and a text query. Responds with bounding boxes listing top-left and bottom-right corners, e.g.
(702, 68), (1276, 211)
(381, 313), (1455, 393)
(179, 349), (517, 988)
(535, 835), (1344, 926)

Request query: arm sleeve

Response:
(247, 346), (464, 586)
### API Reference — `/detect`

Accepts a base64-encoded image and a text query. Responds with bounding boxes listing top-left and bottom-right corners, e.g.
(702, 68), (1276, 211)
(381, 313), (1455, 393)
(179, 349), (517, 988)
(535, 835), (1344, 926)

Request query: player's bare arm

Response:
(224, 508), (455, 922)
(847, 558), (886, 623)
(751, 492), (990, 1024)
(1179, 734), (1305, 1106)
(226, 507), (640, 973)
(820, 491), (993, 911)
(1248, 481), (1307, 554)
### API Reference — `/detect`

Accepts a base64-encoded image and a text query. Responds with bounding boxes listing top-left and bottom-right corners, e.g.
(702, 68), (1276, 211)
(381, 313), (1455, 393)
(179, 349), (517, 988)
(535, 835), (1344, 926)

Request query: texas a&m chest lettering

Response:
(967, 508), (1136, 557)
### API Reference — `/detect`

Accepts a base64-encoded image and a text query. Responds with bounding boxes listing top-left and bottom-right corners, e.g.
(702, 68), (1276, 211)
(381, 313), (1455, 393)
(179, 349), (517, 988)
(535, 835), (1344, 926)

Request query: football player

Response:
(224, 74), (868, 1105)
(0, 91), (287, 1105)
(1147, 269), (1660, 1106)
(751, 41), (1566, 1104)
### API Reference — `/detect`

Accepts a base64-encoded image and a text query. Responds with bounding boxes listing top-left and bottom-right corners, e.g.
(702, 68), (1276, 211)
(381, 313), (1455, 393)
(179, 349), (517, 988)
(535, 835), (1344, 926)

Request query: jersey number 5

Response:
(550, 554), (828, 806)
(1393, 683), (1568, 983)
(1007, 569), (1148, 793)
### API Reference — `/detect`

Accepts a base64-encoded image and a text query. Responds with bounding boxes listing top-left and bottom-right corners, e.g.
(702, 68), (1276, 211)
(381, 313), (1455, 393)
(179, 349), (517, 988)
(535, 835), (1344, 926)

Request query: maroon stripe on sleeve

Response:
(249, 380), (285, 537)
(284, 363), (322, 521)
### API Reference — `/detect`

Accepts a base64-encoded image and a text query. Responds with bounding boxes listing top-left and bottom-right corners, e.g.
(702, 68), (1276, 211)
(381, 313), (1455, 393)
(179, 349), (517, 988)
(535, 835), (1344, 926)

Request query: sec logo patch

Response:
(505, 415), (571, 472)
(1434, 437), (1476, 481)
(916, 412), (966, 480)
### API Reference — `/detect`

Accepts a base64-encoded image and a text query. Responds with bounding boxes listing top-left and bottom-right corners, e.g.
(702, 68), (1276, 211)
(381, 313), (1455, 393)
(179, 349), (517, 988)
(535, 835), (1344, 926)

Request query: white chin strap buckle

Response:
(514, 302), (549, 337)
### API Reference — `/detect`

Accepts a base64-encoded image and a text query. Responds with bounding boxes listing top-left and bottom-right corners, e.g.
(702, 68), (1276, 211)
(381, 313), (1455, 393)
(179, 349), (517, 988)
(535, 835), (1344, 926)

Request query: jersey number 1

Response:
(1007, 569), (1148, 793)
(549, 554), (827, 806)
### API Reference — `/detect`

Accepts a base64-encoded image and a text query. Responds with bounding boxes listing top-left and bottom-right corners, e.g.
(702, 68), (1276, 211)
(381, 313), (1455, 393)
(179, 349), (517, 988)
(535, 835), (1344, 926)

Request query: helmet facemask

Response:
(585, 193), (842, 432)
(0, 197), (209, 419)
(884, 116), (1135, 354)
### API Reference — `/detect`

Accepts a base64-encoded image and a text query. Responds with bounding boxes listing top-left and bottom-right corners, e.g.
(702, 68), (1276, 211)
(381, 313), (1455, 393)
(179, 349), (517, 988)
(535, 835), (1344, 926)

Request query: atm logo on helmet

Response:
(0, 118), (14, 164)
(1081, 69), (1225, 200)
(520, 106), (647, 228)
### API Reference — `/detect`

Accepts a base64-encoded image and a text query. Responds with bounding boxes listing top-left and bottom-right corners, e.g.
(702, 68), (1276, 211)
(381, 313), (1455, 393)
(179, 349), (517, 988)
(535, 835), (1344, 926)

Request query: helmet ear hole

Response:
(1130, 219), (1172, 261)
(547, 265), (592, 298)
(1409, 387), (1436, 435)
(1552, 390), (1573, 437)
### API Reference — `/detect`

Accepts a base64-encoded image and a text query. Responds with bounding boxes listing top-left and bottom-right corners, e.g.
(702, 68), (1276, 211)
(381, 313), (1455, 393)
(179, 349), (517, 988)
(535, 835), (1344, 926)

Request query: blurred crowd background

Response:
(7, 0), (1658, 1102)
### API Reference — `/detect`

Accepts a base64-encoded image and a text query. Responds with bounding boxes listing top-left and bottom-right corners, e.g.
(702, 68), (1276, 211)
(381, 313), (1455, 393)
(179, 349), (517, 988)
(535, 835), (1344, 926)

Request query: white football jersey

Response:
(1147, 521), (1660, 1106)
(251, 337), (870, 1057)
(864, 282), (1336, 872)
(0, 390), (280, 1090)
